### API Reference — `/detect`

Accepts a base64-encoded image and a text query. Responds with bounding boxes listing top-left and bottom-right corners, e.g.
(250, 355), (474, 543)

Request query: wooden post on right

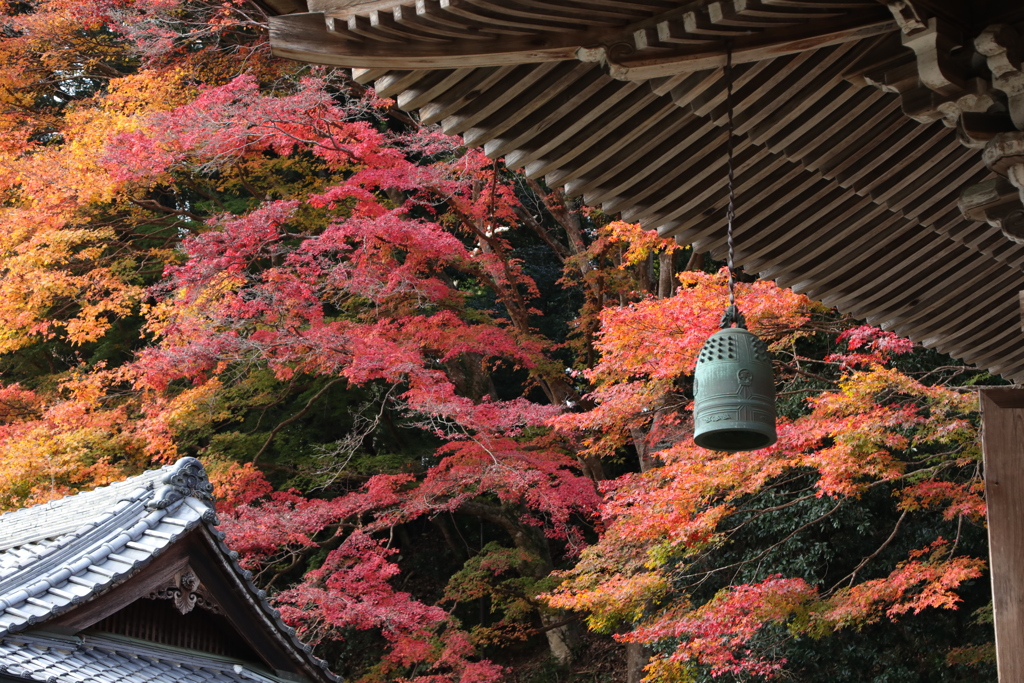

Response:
(980, 387), (1024, 682)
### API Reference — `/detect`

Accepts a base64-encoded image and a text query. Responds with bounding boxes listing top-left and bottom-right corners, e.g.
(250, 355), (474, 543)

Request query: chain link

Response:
(722, 41), (745, 329)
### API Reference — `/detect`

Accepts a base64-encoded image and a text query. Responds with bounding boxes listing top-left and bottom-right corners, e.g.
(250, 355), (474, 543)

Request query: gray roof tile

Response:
(0, 631), (292, 683)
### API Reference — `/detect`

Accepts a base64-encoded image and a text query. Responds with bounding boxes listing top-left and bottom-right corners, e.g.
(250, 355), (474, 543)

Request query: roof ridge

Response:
(0, 485), (154, 555)
(0, 457), (215, 536)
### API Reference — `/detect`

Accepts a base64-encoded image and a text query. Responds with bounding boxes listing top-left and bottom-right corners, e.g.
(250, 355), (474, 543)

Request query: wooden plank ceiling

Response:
(270, 0), (1024, 382)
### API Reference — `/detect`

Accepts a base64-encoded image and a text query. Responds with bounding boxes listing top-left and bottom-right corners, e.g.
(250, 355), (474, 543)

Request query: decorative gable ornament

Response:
(149, 568), (220, 615)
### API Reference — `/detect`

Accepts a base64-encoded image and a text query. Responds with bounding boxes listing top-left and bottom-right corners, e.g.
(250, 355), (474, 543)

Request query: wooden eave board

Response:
(270, 0), (893, 71)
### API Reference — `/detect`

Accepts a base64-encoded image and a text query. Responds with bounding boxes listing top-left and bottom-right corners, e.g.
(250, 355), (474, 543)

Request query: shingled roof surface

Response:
(0, 631), (297, 683)
(0, 457), (338, 683)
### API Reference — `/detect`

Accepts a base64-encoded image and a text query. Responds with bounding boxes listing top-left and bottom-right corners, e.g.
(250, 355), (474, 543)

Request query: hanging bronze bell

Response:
(693, 322), (777, 452)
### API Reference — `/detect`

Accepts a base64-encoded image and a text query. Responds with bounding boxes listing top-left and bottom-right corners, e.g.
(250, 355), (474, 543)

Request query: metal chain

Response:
(725, 43), (736, 309)
(721, 41), (746, 330)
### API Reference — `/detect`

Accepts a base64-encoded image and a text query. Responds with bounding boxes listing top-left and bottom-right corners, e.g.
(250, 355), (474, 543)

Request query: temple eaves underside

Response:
(270, 0), (1024, 382)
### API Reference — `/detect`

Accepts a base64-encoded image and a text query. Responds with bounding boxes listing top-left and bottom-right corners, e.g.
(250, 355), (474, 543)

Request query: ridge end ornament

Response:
(148, 457), (215, 510)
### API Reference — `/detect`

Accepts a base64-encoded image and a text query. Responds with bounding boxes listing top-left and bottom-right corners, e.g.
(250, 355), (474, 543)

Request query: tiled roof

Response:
(0, 458), (217, 634)
(0, 457), (338, 682)
(0, 630), (297, 683)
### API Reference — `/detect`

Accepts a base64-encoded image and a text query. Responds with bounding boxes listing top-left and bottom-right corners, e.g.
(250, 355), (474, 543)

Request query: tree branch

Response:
(252, 377), (347, 463)
(831, 509), (907, 592)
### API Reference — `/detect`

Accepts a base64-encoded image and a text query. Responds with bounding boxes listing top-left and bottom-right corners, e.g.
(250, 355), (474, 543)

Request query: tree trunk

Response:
(658, 250), (674, 298)
(685, 248), (704, 273)
(640, 251), (653, 295)
(443, 352), (497, 402)
(459, 500), (581, 662)
(430, 516), (466, 561)
(626, 642), (651, 683)
(541, 612), (578, 664)
(630, 426), (662, 473)
(580, 453), (606, 481)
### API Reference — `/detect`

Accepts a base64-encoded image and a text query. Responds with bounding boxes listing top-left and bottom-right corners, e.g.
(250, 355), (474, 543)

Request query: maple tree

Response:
(0, 0), (609, 674)
(0, 0), (999, 680)
(547, 277), (993, 681)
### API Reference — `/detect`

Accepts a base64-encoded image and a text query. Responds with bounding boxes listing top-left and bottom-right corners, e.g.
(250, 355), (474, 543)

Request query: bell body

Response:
(693, 327), (777, 452)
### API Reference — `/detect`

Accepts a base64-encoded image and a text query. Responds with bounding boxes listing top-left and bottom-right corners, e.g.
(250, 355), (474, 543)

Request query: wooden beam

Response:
(49, 543), (190, 630)
(584, 10), (898, 80)
(980, 386), (1024, 683)
(270, 12), (619, 68)
(271, 7), (897, 77)
(306, 0), (402, 17)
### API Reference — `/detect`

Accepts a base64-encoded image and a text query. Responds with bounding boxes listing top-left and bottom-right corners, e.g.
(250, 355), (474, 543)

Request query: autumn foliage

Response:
(0, 0), (996, 680)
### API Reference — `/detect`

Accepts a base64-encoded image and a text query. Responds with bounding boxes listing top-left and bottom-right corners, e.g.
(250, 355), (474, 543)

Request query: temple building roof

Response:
(269, 0), (1024, 382)
(0, 458), (338, 683)
(0, 631), (300, 683)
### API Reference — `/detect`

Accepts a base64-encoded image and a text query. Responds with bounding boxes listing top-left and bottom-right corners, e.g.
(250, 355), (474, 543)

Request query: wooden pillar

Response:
(980, 387), (1024, 682)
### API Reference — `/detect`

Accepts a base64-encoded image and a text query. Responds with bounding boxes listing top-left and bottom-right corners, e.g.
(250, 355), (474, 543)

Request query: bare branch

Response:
(252, 377), (347, 463)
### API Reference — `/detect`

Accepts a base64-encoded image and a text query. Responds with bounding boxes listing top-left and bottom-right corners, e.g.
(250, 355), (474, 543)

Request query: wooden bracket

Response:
(886, 0), (927, 34)
(864, 16), (1024, 238)
(976, 25), (1024, 130)
(901, 17), (965, 94)
(957, 111), (1017, 148)
(959, 177), (1024, 243)
(982, 131), (1024, 174)
(956, 131), (1024, 244)
(863, 16), (1000, 127)
(893, 77), (995, 126)
(866, 16), (1024, 132)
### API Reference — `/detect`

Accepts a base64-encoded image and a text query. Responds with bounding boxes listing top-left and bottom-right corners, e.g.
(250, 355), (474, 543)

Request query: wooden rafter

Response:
(271, 0), (1024, 382)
